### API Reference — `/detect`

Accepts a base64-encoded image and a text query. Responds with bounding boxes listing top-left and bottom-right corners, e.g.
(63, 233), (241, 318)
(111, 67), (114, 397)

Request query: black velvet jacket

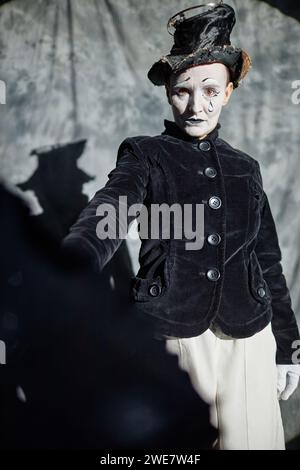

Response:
(63, 119), (300, 364)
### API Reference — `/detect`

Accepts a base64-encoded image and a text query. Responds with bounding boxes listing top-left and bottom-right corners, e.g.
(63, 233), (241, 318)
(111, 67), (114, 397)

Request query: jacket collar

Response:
(161, 119), (221, 144)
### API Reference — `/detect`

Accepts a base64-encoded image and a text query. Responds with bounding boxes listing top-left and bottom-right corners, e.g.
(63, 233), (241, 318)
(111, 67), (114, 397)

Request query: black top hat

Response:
(147, 2), (251, 88)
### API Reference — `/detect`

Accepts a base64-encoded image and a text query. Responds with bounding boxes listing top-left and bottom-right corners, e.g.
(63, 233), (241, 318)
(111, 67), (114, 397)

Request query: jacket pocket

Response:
(130, 244), (169, 301)
(130, 274), (166, 301)
(248, 250), (272, 304)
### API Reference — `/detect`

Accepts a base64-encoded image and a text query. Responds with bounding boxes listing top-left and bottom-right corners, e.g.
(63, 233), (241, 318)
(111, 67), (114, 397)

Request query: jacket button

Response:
(206, 268), (220, 281)
(207, 233), (221, 246)
(209, 196), (222, 209)
(257, 286), (266, 298)
(198, 141), (211, 152)
(204, 167), (217, 178)
(149, 284), (161, 297)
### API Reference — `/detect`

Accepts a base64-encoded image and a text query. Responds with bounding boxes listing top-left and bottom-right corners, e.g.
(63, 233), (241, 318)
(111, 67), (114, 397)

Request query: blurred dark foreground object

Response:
(0, 183), (217, 450)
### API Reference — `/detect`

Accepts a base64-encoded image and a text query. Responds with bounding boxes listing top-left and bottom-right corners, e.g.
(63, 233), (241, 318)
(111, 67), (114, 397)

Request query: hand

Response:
(277, 364), (300, 400)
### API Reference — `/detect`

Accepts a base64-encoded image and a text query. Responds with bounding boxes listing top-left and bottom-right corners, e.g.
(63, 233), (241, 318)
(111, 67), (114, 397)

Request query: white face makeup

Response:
(166, 63), (234, 140)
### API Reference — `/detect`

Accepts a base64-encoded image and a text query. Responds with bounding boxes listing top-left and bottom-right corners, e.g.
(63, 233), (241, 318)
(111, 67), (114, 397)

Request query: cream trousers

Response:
(165, 322), (285, 450)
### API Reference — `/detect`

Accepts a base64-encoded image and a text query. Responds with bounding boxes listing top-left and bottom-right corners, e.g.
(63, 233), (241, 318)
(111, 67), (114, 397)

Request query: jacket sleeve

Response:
(253, 161), (300, 364)
(62, 138), (150, 273)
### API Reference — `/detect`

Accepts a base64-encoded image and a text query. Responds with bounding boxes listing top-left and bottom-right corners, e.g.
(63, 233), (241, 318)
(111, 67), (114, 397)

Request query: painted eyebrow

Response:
(173, 77), (191, 88)
(202, 78), (221, 86)
(173, 77), (219, 88)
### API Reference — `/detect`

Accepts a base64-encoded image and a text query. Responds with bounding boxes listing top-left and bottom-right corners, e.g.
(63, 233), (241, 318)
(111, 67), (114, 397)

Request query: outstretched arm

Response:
(62, 138), (150, 273)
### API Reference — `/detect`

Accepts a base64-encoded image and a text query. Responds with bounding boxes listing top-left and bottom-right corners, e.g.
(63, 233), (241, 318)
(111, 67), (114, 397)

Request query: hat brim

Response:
(147, 46), (252, 88)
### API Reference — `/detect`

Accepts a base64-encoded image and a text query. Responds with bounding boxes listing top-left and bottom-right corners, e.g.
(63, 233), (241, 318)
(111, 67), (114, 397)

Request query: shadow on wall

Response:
(17, 138), (135, 307)
(18, 140), (94, 241)
(0, 183), (217, 449)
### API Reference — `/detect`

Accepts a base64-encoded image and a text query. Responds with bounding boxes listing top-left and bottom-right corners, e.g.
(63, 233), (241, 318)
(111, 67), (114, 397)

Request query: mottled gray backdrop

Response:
(0, 0), (299, 443)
